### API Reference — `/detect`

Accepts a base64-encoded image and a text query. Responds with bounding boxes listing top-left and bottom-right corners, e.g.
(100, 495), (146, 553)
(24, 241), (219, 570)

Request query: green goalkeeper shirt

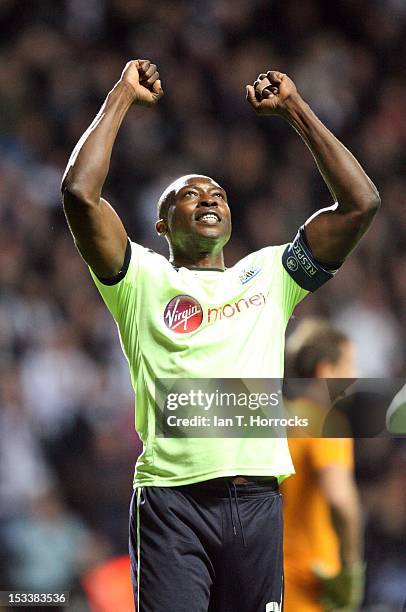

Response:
(90, 228), (336, 487)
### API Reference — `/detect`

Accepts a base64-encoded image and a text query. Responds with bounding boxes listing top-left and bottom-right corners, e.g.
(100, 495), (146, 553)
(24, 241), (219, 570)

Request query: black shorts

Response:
(129, 478), (284, 612)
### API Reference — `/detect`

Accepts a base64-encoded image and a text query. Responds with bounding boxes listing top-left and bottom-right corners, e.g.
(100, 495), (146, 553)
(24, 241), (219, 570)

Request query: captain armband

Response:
(282, 226), (342, 292)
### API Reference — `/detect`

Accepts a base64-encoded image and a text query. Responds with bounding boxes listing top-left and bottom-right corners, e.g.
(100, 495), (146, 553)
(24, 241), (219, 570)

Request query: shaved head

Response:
(157, 174), (222, 221)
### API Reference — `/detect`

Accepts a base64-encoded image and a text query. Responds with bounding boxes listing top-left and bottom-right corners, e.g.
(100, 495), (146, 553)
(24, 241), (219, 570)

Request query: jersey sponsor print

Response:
(164, 295), (203, 333)
(164, 292), (267, 333)
(89, 239), (338, 487)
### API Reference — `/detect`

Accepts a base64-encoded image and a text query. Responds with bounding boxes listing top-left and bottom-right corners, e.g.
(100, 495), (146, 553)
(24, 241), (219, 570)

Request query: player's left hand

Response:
(246, 71), (299, 116)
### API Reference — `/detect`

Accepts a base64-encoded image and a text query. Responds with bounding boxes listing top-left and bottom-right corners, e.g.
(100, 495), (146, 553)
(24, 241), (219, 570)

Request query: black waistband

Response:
(172, 476), (279, 498)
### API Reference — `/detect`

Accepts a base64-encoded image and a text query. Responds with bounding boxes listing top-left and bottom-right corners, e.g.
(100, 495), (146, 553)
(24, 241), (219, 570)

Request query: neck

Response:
(170, 247), (225, 270)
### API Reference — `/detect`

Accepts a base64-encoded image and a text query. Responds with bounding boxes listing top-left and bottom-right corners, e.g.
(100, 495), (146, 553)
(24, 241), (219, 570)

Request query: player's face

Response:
(166, 177), (232, 246)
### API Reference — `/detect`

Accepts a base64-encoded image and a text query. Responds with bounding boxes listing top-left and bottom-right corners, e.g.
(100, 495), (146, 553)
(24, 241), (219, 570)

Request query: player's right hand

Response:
(120, 59), (164, 107)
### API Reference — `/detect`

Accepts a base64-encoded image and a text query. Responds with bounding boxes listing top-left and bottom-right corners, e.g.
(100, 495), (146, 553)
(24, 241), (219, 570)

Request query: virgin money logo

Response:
(164, 295), (203, 334)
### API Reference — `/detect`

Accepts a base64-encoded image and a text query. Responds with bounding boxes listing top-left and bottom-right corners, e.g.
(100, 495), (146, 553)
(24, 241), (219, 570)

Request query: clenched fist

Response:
(120, 59), (164, 107)
(246, 71), (298, 115)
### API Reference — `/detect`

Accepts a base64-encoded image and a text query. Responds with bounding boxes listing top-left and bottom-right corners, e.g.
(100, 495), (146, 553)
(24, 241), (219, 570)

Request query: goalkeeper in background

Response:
(282, 318), (364, 611)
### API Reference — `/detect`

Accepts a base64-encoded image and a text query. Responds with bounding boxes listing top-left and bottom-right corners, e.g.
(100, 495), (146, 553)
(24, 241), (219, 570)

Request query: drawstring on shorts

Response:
(227, 482), (247, 547)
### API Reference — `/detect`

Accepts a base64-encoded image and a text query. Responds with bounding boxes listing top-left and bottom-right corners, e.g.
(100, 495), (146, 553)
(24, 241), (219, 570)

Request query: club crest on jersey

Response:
(164, 295), (203, 333)
(239, 266), (261, 285)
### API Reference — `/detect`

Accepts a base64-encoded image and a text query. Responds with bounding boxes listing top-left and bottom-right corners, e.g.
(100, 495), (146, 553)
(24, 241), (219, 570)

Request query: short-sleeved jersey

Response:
(90, 239), (321, 488)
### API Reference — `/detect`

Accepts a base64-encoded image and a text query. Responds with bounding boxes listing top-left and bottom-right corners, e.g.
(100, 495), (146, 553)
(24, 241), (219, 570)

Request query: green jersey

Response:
(90, 228), (335, 487)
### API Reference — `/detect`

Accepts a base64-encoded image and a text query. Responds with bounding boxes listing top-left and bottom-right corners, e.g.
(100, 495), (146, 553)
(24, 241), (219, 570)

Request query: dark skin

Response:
(156, 176), (232, 270)
(62, 61), (380, 277)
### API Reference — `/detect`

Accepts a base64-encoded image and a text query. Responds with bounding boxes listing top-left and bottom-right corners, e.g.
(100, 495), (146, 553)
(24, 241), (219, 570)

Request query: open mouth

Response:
(195, 211), (221, 225)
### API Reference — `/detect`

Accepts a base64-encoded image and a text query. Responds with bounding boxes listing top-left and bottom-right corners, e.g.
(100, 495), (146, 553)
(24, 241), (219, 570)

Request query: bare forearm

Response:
(331, 493), (363, 567)
(247, 71), (380, 261)
(282, 95), (380, 212)
(60, 60), (162, 277)
(320, 467), (363, 567)
(62, 80), (135, 203)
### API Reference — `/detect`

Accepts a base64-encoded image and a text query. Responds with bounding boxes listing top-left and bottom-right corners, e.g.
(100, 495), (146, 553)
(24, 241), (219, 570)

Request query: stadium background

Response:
(0, 0), (405, 610)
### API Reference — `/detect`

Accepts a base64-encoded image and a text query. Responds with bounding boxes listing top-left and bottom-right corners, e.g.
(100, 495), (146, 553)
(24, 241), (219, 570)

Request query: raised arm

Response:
(61, 60), (163, 277)
(246, 71), (380, 266)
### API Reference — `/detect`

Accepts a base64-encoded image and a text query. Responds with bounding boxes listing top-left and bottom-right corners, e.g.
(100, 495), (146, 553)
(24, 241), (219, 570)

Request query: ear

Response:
(156, 219), (167, 236)
(315, 360), (335, 378)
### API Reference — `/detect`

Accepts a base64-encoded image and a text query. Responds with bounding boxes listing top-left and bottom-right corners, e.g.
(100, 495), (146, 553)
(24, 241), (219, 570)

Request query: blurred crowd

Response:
(0, 0), (405, 609)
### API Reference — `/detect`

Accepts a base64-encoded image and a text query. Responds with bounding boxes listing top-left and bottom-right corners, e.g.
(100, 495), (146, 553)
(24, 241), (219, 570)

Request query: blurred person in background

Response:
(0, 362), (54, 521)
(3, 487), (102, 598)
(282, 318), (363, 611)
(61, 49), (379, 610)
(358, 440), (406, 610)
